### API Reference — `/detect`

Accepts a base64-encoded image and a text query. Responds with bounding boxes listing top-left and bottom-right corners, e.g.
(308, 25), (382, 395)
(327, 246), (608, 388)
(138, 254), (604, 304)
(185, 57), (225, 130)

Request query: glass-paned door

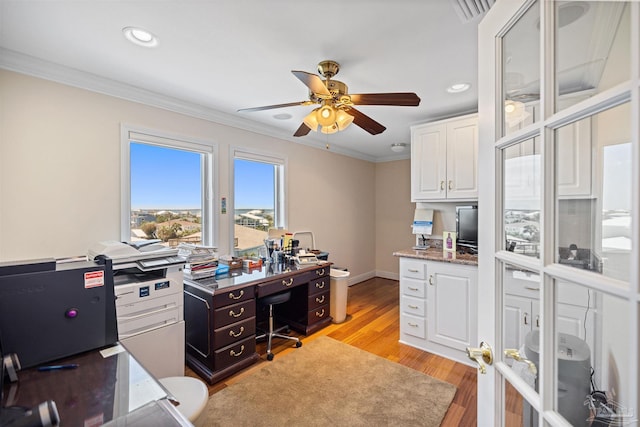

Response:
(476, 1), (638, 426)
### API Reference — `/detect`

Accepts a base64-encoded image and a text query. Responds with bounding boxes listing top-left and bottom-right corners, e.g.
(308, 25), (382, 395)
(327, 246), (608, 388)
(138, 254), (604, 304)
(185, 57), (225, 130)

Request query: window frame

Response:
(120, 124), (217, 246)
(230, 147), (287, 254)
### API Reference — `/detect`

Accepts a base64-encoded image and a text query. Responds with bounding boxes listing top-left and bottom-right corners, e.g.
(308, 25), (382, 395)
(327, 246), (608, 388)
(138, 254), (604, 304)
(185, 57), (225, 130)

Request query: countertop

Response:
(184, 260), (332, 293)
(393, 247), (478, 266)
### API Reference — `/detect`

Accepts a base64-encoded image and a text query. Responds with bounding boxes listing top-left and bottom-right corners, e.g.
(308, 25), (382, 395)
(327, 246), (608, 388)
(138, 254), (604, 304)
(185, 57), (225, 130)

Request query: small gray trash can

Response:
(329, 268), (350, 323)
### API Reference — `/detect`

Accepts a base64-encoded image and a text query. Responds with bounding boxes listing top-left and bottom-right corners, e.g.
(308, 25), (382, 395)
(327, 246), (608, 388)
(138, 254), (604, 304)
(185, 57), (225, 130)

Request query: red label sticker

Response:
(84, 271), (104, 288)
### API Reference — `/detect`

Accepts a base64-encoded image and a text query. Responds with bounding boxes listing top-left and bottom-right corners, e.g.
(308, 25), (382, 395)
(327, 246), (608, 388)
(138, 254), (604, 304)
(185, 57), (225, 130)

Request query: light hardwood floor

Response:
(186, 277), (478, 426)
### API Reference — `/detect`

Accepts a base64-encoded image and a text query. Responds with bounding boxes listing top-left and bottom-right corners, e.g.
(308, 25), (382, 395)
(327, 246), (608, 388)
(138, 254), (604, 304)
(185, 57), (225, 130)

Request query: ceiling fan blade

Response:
(349, 92), (421, 106)
(293, 123), (312, 137)
(345, 107), (386, 135)
(238, 101), (309, 113)
(291, 70), (331, 97)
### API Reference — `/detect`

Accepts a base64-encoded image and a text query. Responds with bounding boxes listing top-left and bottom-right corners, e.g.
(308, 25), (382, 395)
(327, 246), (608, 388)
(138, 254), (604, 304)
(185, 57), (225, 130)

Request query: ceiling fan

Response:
(238, 60), (421, 137)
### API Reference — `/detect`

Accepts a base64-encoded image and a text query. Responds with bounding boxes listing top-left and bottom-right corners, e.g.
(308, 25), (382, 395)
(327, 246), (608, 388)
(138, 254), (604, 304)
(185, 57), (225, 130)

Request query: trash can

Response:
(329, 268), (350, 323)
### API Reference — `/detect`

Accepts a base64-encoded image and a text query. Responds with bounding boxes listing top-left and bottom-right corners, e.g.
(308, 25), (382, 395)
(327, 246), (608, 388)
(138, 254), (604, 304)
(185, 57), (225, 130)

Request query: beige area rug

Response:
(204, 336), (457, 426)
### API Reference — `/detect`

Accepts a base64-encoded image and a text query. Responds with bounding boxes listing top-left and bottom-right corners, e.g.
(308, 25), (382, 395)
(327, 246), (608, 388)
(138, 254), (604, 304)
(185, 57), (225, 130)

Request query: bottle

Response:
(446, 233), (452, 249)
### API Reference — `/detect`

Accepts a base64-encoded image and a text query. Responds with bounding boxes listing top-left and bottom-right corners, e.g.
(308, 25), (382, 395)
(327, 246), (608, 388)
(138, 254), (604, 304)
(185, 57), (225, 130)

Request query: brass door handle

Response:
(466, 342), (493, 374)
(504, 349), (537, 376)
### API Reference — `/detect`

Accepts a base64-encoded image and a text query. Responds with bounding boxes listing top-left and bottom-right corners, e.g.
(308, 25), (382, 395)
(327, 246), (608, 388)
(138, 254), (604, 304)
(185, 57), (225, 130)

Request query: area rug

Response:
(203, 336), (457, 426)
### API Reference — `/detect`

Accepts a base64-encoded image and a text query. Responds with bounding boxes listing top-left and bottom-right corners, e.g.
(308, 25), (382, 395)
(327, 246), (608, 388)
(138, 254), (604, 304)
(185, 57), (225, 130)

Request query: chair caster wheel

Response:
(267, 353), (274, 361)
(295, 341), (302, 348)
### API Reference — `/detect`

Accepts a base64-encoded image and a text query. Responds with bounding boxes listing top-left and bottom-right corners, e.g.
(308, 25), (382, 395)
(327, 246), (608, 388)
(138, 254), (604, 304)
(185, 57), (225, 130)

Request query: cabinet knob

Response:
(229, 326), (245, 338)
(428, 275), (435, 286)
(228, 290), (244, 300)
(440, 180), (445, 190)
(229, 307), (245, 318)
(523, 312), (529, 325)
(230, 345), (245, 357)
(448, 180), (453, 190)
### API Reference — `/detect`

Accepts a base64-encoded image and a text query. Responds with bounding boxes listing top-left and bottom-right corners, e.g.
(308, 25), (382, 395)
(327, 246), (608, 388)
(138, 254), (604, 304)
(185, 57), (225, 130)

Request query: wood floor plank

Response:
(186, 276), (477, 425)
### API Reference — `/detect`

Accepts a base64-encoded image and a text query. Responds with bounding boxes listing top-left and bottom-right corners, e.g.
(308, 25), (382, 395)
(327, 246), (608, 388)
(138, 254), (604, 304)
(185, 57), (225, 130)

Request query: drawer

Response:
(308, 290), (329, 311)
(213, 286), (255, 309)
(259, 274), (304, 297)
(401, 295), (426, 317)
(213, 336), (256, 372)
(213, 299), (256, 329)
(307, 304), (330, 324)
(400, 278), (426, 298)
(400, 259), (427, 280)
(401, 313), (426, 339)
(213, 317), (256, 349)
(308, 276), (329, 296)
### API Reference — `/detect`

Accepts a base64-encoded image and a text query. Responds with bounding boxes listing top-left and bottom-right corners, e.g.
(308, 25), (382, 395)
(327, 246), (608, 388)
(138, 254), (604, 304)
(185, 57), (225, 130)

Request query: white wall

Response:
(0, 70), (400, 282)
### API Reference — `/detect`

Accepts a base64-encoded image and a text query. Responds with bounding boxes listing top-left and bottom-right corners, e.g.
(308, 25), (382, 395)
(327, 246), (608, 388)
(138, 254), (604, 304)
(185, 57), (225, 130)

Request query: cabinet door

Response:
(426, 264), (477, 351)
(504, 294), (534, 351)
(446, 117), (478, 199)
(556, 118), (592, 197)
(411, 124), (447, 200)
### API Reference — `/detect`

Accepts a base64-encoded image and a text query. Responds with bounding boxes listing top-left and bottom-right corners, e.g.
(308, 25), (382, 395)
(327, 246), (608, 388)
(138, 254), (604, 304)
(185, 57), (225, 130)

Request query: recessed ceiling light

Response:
(123, 27), (158, 47)
(447, 82), (471, 93)
(273, 113), (292, 120)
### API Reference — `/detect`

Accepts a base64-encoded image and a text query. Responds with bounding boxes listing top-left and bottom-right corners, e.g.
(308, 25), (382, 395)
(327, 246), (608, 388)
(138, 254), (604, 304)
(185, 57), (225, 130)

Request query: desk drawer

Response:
(308, 290), (329, 311)
(213, 286), (255, 309)
(213, 317), (256, 349)
(308, 277), (329, 296)
(258, 274), (302, 297)
(213, 299), (256, 329)
(214, 336), (256, 371)
(307, 304), (330, 324)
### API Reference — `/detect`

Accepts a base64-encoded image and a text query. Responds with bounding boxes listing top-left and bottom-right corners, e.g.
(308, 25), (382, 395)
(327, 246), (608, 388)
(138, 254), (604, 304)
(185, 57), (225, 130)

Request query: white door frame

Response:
(477, 1), (640, 425)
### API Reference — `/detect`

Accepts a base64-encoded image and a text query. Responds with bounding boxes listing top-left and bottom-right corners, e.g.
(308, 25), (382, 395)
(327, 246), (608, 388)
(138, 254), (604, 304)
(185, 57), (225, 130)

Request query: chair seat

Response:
(261, 291), (291, 306)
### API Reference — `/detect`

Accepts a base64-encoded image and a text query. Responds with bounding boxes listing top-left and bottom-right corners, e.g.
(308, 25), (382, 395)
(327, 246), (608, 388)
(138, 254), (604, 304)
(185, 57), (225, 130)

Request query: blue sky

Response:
(131, 143), (274, 210)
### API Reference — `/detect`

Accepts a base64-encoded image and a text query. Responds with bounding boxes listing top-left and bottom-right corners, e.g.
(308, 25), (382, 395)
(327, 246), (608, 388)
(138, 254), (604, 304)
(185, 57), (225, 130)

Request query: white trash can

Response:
(329, 268), (351, 323)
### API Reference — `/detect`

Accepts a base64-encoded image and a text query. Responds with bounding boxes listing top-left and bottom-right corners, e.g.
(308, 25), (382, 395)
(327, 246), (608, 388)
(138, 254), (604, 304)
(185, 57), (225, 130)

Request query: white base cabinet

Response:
(399, 257), (477, 367)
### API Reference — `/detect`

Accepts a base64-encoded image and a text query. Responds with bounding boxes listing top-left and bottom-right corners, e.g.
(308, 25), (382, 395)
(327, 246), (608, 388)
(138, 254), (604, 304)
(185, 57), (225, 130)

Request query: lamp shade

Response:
(317, 105), (337, 126)
(335, 109), (354, 131)
(303, 108), (320, 131)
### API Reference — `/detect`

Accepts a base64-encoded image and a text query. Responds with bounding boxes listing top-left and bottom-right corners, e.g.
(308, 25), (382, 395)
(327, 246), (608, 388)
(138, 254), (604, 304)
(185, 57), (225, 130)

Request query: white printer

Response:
(88, 240), (186, 378)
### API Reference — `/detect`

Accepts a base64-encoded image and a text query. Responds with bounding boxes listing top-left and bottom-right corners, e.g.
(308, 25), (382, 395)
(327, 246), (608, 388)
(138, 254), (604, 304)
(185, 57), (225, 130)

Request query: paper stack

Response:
(178, 243), (219, 280)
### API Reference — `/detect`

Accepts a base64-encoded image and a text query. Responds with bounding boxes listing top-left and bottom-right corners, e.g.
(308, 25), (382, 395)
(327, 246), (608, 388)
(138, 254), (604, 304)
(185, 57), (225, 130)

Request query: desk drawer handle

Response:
(316, 268), (325, 276)
(229, 307), (245, 318)
(316, 281), (326, 289)
(229, 326), (245, 338)
(315, 295), (325, 304)
(282, 277), (294, 287)
(230, 345), (245, 357)
(228, 290), (244, 300)
(315, 309), (325, 318)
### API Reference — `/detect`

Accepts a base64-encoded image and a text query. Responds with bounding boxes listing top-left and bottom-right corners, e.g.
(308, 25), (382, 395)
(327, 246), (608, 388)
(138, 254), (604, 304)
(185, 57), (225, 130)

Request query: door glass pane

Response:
(502, 1), (540, 137)
(503, 263), (540, 369)
(554, 281), (633, 426)
(555, 103), (631, 281)
(505, 380), (540, 427)
(555, 2), (630, 112)
(504, 137), (541, 257)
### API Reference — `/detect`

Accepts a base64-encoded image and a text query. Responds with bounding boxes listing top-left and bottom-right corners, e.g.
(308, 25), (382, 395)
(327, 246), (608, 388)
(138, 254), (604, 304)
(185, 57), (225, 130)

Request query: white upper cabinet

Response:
(411, 114), (478, 201)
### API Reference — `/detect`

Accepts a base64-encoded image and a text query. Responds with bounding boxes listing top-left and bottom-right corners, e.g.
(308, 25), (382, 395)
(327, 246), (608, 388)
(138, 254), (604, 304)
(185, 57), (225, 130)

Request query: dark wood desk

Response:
(1, 345), (190, 427)
(183, 262), (331, 384)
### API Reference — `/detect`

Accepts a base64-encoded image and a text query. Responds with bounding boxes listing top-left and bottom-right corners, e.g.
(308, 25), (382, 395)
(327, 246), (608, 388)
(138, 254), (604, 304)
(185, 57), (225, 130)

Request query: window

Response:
(121, 127), (214, 247)
(232, 149), (285, 257)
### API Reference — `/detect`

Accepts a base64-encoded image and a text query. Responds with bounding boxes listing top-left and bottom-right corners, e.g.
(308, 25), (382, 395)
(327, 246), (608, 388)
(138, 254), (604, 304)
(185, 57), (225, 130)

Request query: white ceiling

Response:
(0, 0), (488, 162)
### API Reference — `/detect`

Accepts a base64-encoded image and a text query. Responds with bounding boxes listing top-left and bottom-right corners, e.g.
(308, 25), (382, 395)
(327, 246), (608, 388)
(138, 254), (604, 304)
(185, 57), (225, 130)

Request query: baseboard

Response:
(346, 270), (398, 286)
(375, 270), (399, 281)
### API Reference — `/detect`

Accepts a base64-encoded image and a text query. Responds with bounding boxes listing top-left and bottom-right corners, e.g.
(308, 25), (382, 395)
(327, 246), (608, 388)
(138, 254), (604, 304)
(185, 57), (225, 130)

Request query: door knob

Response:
(504, 348), (537, 376)
(466, 342), (493, 374)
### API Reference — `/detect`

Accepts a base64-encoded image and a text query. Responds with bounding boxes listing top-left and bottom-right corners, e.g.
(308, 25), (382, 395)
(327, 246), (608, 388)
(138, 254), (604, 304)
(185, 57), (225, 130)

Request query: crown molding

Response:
(0, 48), (377, 163)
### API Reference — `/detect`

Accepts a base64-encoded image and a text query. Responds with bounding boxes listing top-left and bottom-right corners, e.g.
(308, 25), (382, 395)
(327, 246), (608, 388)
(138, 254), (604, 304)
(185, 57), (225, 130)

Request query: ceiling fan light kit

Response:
(390, 143), (406, 153)
(239, 60), (420, 137)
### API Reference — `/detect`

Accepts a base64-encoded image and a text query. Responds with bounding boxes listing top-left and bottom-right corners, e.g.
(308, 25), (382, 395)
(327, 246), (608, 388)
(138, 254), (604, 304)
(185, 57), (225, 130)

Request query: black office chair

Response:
(256, 291), (301, 361)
